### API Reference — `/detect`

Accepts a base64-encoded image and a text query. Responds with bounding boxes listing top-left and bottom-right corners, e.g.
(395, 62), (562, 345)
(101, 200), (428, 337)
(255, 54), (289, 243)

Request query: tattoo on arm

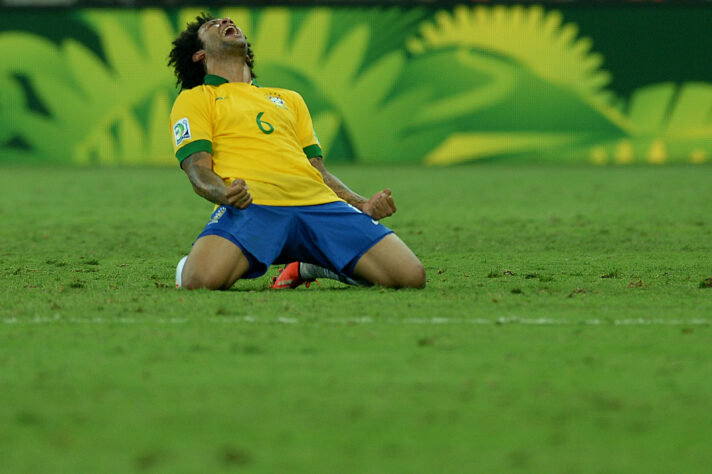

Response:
(181, 152), (229, 206)
(309, 156), (367, 208)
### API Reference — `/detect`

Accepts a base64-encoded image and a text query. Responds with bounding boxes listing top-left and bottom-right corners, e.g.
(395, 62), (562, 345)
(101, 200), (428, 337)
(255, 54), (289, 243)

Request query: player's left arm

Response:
(309, 156), (396, 220)
(291, 90), (396, 219)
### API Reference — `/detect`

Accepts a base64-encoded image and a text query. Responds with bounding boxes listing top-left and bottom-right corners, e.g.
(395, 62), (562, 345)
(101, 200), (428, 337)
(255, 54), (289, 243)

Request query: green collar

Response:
(204, 74), (229, 86)
(204, 74), (258, 87)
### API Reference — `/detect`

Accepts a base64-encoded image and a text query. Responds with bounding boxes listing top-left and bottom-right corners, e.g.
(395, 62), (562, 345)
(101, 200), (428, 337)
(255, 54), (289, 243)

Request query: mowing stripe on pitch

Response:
(2, 315), (710, 326)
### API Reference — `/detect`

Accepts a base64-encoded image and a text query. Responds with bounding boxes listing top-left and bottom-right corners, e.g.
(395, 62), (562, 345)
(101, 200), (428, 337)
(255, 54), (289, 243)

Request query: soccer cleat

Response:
(271, 262), (316, 289)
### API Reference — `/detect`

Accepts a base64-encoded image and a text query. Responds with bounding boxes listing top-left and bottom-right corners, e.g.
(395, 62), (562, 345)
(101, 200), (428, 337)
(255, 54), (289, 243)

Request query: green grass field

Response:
(2, 163), (712, 472)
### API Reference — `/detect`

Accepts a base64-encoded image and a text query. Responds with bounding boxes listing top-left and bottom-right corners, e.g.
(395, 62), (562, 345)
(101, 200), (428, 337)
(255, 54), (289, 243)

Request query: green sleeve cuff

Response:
(303, 144), (322, 158)
(176, 140), (212, 163)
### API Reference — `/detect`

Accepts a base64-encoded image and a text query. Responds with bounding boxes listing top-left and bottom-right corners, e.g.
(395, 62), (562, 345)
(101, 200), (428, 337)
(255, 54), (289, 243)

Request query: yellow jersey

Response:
(170, 74), (340, 206)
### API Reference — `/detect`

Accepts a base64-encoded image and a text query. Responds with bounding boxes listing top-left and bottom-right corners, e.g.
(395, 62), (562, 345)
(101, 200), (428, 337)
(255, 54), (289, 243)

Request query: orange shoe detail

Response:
(270, 262), (316, 289)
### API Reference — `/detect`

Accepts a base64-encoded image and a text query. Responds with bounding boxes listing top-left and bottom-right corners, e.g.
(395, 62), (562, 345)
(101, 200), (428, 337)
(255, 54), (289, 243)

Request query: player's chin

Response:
(223, 36), (246, 46)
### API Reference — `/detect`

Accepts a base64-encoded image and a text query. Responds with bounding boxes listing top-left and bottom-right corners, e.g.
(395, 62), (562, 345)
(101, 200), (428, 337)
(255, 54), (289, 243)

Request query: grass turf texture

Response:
(1, 164), (712, 472)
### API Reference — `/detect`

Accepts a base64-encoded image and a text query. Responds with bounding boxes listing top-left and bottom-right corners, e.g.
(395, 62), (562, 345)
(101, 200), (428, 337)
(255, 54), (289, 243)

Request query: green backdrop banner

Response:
(1, 5), (711, 165)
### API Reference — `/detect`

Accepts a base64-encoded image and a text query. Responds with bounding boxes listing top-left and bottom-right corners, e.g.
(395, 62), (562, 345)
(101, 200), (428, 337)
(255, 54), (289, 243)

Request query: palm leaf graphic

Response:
(406, 5), (630, 164)
(0, 34), (73, 161)
(0, 10), (177, 165)
(589, 82), (712, 164)
(332, 7), (427, 68)
(408, 5), (615, 106)
(0, 73), (26, 154)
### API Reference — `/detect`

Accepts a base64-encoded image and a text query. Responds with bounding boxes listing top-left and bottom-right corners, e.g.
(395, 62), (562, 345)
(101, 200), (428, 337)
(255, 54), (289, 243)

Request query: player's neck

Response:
(205, 57), (250, 84)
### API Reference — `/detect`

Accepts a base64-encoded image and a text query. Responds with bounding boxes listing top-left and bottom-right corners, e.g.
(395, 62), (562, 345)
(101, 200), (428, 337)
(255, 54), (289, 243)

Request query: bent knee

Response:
(401, 262), (426, 289)
(181, 268), (232, 290)
(385, 262), (426, 289)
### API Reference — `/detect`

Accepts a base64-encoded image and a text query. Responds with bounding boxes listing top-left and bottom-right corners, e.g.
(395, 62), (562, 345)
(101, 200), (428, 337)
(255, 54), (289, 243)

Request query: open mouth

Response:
(223, 25), (240, 38)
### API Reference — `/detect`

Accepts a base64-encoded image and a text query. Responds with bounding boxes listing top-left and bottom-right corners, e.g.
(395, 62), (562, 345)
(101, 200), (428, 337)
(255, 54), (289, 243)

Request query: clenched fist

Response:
(362, 189), (396, 220)
(225, 179), (252, 209)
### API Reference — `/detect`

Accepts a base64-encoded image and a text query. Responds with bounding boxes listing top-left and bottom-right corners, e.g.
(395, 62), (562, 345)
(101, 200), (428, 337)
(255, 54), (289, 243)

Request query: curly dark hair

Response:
(168, 12), (256, 90)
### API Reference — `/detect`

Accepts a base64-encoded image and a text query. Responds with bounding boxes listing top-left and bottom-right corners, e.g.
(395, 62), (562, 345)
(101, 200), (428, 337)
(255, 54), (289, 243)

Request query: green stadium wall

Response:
(1, 5), (711, 166)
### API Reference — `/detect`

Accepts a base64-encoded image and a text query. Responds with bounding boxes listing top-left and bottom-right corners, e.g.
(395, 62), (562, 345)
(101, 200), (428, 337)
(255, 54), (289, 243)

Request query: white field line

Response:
(1, 315), (710, 327)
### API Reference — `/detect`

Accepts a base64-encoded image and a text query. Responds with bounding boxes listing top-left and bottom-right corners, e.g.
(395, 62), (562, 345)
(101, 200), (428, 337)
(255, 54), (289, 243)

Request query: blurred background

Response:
(1, 0), (711, 166)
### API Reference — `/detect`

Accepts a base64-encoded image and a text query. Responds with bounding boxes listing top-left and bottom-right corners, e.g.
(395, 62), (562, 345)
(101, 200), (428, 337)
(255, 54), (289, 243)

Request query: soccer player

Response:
(168, 14), (425, 290)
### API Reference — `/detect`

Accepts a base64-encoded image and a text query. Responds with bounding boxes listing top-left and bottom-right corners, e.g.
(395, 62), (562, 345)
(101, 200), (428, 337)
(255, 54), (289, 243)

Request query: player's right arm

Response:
(170, 89), (251, 209)
(181, 151), (252, 209)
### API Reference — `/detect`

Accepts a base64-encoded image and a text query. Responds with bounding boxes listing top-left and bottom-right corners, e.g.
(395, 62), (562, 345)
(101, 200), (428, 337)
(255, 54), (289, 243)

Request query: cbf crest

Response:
(265, 92), (286, 109)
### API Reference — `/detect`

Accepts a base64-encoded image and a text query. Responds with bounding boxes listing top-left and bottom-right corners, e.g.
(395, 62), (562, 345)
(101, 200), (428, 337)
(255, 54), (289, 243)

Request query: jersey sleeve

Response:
(169, 88), (213, 164)
(290, 91), (323, 158)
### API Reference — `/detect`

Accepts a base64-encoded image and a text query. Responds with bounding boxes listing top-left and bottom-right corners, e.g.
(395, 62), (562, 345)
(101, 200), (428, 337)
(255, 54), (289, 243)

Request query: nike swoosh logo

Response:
(215, 97), (225, 101)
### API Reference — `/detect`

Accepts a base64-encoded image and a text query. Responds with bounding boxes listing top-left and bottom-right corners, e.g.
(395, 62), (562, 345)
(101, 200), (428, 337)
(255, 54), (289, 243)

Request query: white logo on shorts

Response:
(208, 206), (226, 225)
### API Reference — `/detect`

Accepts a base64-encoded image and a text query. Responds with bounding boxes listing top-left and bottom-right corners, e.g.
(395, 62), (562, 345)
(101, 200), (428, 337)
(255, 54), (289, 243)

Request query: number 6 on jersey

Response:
(256, 112), (274, 134)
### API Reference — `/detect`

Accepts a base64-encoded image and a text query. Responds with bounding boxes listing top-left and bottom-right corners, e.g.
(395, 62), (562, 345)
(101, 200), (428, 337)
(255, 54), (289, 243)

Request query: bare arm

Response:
(181, 151), (252, 209)
(309, 156), (396, 219)
(309, 156), (366, 207)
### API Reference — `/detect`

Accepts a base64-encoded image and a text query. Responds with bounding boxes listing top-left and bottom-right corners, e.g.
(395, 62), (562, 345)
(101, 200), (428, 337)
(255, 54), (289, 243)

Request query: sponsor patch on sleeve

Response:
(173, 118), (191, 146)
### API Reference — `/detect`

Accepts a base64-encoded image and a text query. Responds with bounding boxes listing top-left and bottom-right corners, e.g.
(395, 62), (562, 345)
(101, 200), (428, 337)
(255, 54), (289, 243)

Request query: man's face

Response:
(197, 17), (246, 55)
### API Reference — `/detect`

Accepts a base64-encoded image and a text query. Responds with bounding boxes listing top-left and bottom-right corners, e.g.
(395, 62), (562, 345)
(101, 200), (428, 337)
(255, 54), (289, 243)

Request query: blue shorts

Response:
(196, 201), (393, 279)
